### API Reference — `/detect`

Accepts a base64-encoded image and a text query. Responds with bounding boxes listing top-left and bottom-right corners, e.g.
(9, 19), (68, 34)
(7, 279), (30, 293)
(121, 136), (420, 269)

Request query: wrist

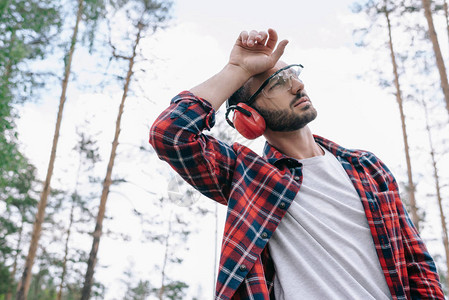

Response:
(224, 63), (252, 83)
(189, 63), (252, 111)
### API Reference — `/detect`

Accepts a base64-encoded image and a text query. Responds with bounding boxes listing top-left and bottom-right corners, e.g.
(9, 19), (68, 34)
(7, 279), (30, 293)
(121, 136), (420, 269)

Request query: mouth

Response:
(292, 96), (310, 107)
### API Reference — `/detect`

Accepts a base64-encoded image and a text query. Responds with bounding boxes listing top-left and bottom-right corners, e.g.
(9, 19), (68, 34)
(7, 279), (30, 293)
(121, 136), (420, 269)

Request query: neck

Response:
(264, 126), (323, 160)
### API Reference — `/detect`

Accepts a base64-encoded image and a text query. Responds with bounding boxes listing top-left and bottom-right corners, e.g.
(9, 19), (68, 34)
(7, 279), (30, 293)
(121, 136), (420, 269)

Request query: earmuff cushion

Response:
(233, 103), (266, 140)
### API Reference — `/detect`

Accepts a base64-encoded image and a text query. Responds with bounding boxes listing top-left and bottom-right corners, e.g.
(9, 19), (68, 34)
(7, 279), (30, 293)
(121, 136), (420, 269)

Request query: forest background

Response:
(2, 0), (449, 299)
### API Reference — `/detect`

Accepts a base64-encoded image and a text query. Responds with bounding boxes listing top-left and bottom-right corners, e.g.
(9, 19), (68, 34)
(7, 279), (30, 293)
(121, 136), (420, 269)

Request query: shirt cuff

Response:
(170, 90), (216, 130)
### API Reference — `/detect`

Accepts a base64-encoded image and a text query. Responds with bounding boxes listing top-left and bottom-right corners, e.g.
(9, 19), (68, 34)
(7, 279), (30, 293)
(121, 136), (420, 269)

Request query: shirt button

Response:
(279, 202), (286, 209)
(294, 176), (300, 181)
(239, 265), (247, 271)
(379, 236), (389, 247)
(261, 232), (268, 239)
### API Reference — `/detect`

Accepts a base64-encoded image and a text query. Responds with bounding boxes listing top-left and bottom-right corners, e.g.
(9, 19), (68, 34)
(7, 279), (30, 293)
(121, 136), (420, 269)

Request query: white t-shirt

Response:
(268, 147), (392, 300)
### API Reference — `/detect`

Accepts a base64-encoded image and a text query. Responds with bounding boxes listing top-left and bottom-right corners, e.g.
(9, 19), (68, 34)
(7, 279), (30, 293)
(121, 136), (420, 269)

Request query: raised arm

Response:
(149, 29), (288, 204)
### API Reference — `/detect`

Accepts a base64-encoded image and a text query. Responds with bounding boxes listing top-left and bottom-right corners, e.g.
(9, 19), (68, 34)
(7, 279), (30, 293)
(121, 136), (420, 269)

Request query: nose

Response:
(291, 78), (304, 94)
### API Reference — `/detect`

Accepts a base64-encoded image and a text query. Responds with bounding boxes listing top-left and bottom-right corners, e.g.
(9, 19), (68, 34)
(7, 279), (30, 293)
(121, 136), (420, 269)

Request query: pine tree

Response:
(57, 130), (101, 300)
(0, 1), (61, 297)
(16, 0), (108, 297)
(352, 0), (420, 230)
(421, 0), (449, 115)
(81, 1), (173, 298)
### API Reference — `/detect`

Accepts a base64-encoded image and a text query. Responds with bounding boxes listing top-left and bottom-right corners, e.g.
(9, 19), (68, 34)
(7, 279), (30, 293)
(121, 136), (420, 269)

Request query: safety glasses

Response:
(246, 64), (304, 105)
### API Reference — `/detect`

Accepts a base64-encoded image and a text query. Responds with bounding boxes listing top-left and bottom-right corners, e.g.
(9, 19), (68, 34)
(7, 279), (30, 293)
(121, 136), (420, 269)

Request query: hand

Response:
(228, 28), (289, 78)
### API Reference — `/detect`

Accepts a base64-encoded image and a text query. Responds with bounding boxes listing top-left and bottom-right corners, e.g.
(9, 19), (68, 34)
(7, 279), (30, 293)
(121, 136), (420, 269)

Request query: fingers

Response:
(266, 28), (282, 50)
(236, 28), (289, 63)
(247, 30), (259, 46)
(263, 28), (288, 63)
(238, 30), (270, 47)
(257, 31), (268, 45)
(271, 39), (289, 62)
(239, 31), (249, 46)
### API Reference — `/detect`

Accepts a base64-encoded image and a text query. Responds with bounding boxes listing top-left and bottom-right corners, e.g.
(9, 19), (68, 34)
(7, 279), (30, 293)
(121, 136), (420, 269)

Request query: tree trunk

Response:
(383, 1), (420, 231)
(15, 0), (84, 299)
(57, 199), (75, 300)
(80, 23), (143, 300)
(422, 100), (449, 289)
(421, 0), (449, 115)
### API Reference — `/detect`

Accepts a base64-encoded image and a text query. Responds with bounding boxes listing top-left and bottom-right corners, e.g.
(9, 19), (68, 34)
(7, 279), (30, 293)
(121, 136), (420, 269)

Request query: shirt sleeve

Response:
(379, 159), (445, 299)
(149, 91), (236, 205)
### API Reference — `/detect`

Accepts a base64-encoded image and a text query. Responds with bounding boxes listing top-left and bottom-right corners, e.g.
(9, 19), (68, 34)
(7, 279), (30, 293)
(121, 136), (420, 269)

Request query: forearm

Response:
(190, 63), (251, 111)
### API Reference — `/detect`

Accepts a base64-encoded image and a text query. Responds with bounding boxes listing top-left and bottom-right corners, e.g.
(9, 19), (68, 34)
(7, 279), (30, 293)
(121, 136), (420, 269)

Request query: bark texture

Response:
(383, 0), (420, 230)
(80, 22), (143, 300)
(15, 0), (84, 298)
(421, 0), (449, 115)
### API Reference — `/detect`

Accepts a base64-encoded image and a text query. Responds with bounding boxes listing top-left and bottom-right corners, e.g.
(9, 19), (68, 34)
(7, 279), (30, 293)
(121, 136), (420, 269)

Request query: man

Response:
(149, 29), (444, 299)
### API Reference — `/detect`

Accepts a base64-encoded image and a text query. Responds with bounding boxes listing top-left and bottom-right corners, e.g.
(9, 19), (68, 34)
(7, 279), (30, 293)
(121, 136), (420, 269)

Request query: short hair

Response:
(228, 83), (252, 107)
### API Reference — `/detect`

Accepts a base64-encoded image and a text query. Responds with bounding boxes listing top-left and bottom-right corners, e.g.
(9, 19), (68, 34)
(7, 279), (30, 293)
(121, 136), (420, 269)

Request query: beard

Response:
(254, 101), (317, 132)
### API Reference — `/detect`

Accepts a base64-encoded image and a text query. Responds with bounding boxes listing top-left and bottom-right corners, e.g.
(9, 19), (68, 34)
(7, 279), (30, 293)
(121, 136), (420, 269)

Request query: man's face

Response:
(249, 62), (317, 132)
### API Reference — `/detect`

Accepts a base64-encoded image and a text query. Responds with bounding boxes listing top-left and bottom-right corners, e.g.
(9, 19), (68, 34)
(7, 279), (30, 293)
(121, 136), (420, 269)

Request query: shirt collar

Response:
(263, 134), (364, 168)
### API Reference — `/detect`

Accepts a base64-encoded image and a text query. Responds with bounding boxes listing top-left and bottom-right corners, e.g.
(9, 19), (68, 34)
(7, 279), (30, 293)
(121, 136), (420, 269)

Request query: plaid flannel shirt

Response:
(149, 91), (444, 300)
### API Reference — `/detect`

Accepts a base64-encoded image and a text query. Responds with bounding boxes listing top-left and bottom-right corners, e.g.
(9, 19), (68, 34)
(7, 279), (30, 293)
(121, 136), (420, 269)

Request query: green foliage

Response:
(129, 280), (151, 300)
(109, 0), (173, 51)
(0, 155), (38, 291)
(81, 0), (108, 52)
(0, 1), (61, 266)
(0, 0), (62, 107)
(0, 262), (12, 294)
(1, 159), (38, 211)
(60, 283), (82, 300)
(27, 267), (58, 300)
(1, 0), (179, 297)
(75, 131), (102, 165)
(0, 0), (62, 176)
(39, 130), (102, 298)
(0, 1), (62, 295)
(124, 280), (151, 300)
(152, 281), (189, 300)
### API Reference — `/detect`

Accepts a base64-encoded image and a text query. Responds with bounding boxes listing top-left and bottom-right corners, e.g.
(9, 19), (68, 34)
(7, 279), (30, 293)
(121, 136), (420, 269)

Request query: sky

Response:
(14, 0), (449, 299)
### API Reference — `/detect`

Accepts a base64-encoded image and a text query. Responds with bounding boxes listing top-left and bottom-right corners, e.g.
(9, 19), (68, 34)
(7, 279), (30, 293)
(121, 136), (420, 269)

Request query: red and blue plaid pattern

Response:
(149, 91), (444, 300)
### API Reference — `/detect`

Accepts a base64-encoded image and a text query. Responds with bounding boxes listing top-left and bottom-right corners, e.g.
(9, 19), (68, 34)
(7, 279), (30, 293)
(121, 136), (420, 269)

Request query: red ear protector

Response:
(225, 102), (266, 140)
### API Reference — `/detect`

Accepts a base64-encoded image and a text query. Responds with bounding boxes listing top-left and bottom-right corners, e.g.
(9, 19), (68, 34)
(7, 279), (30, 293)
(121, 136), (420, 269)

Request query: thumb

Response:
(271, 39), (289, 63)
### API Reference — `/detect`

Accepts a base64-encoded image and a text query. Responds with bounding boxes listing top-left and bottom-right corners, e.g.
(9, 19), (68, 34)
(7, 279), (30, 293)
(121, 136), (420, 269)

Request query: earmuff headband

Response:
(225, 105), (252, 128)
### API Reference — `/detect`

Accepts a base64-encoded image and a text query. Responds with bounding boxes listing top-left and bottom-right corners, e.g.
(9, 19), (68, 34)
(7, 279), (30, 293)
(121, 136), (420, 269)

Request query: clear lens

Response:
(262, 65), (302, 98)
